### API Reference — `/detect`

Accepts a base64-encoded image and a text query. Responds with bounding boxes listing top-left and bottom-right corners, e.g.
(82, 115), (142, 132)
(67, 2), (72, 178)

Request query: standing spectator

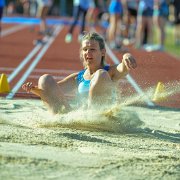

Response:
(122, 0), (139, 44)
(86, 0), (108, 37)
(33, 0), (53, 44)
(135, 0), (154, 49)
(36, 0), (53, 35)
(20, 0), (30, 16)
(172, 0), (180, 45)
(106, 0), (124, 50)
(86, 0), (106, 27)
(0, 0), (5, 36)
(29, 0), (38, 17)
(65, 0), (92, 43)
(153, 0), (169, 51)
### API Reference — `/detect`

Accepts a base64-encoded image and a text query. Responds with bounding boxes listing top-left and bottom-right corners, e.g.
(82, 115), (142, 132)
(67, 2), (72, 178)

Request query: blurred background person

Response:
(122, 0), (139, 45)
(86, 0), (106, 27)
(20, 0), (38, 32)
(34, 0), (53, 44)
(172, 0), (180, 45)
(36, 0), (53, 35)
(0, 0), (5, 36)
(6, 0), (15, 15)
(153, 0), (169, 51)
(65, 0), (92, 43)
(106, 0), (124, 50)
(135, 0), (154, 49)
(86, 0), (108, 37)
(20, 0), (30, 16)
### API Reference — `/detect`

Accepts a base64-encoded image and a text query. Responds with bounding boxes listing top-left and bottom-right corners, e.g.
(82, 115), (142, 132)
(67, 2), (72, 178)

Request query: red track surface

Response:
(0, 20), (180, 109)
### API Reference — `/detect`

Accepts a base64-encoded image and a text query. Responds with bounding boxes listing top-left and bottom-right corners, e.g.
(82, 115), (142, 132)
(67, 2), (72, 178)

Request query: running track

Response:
(0, 16), (180, 109)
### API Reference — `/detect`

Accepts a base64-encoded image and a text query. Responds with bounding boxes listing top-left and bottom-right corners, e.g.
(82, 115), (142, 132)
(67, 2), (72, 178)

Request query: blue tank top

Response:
(77, 65), (110, 95)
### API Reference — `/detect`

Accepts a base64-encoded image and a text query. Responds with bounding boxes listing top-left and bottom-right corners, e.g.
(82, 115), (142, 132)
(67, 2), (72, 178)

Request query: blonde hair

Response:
(80, 32), (106, 68)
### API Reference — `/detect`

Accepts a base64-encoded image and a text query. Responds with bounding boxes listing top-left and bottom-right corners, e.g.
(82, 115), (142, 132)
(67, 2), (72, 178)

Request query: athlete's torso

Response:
(77, 65), (110, 95)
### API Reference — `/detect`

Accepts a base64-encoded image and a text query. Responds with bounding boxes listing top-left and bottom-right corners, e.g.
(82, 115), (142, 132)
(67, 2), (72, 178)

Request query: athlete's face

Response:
(81, 39), (105, 68)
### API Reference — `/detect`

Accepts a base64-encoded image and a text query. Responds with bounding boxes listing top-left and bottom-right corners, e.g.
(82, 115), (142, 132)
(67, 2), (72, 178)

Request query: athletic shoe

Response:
(143, 44), (164, 52)
(109, 42), (128, 52)
(45, 28), (54, 36)
(123, 38), (135, 46)
(33, 39), (46, 46)
(38, 28), (54, 37)
(65, 33), (72, 43)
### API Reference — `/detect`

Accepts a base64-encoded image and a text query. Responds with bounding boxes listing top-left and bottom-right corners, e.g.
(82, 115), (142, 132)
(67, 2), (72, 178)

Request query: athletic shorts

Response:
(159, 2), (169, 18)
(128, 8), (137, 17)
(138, 7), (153, 17)
(108, 1), (123, 15)
(37, 0), (52, 7)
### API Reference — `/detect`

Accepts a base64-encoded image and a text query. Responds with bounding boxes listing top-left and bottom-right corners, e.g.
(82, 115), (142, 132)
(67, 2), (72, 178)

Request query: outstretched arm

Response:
(118, 53), (137, 72)
(110, 53), (137, 81)
(22, 82), (43, 97)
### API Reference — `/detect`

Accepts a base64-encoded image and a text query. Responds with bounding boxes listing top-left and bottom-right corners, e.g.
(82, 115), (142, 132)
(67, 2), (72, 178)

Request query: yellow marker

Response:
(152, 82), (167, 102)
(0, 74), (10, 93)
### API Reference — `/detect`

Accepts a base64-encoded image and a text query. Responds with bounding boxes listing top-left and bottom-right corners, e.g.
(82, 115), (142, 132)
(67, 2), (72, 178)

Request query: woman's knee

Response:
(90, 69), (111, 89)
(38, 74), (55, 89)
(89, 70), (113, 106)
(93, 69), (111, 81)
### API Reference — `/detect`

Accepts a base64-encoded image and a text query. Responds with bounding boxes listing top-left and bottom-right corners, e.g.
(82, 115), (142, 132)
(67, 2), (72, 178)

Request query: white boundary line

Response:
(1, 24), (29, 37)
(8, 45), (42, 82)
(7, 36), (49, 83)
(6, 25), (63, 99)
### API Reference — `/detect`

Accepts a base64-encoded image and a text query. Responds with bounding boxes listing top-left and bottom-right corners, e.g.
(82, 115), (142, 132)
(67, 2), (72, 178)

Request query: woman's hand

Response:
(122, 53), (137, 70)
(22, 82), (34, 93)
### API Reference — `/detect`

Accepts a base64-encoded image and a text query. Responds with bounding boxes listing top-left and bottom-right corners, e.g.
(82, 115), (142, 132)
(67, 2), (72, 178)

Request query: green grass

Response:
(154, 25), (180, 58)
(165, 26), (180, 58)
(153, 25), (180, 58)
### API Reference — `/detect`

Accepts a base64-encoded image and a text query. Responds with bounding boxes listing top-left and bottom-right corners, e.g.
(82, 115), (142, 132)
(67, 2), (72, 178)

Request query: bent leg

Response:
(38, 74), (71, 114)
(89, 69), (113, 107)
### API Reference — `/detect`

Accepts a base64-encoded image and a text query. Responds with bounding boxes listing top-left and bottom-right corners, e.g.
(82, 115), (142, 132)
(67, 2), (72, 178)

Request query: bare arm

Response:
(110, 53), (137, 81)
(22, 82), (42, 97)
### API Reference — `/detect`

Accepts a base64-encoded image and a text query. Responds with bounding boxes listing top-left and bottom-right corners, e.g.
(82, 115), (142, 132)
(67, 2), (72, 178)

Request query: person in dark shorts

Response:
(65, 0), (91, 43)
(153, 0), (169, 51)
(135, 0), (154, 48)
(122, 0), (138, 44)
